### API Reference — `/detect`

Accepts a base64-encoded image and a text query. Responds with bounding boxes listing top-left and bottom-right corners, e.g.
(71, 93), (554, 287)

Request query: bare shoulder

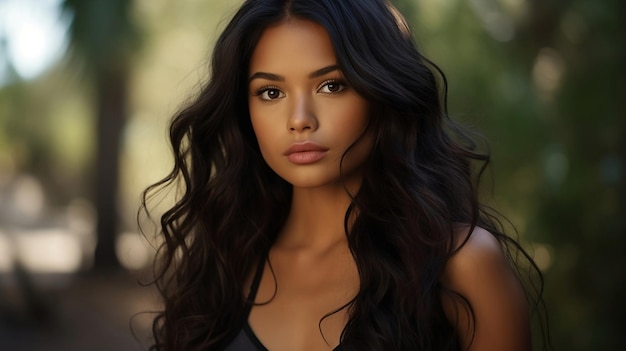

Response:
(444, 226), (509, 280)
(441, 226), (531, 351)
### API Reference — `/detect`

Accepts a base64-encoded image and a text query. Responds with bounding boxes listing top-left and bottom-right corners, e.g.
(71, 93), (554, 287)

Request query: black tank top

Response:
(223, 257), (344, 351)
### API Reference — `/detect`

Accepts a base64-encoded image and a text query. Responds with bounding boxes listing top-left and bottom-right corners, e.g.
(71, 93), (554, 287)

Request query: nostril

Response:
(289, 123), (313, 132)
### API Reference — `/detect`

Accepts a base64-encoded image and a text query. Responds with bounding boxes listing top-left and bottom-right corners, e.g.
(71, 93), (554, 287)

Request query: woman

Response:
(143, 0), (546, 350)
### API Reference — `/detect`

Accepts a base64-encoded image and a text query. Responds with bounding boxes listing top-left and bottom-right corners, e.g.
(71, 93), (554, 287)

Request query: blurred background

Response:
(0, 0), (623, 349)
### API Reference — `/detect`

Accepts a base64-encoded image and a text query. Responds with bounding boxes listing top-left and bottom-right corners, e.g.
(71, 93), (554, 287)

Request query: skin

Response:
(246, 18), (530, 351)
(248, 18), (365, 351)
(442, 226), (532, 351)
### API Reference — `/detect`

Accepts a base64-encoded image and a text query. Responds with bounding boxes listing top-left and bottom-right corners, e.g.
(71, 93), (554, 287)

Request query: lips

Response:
(284, 141), (329, 164)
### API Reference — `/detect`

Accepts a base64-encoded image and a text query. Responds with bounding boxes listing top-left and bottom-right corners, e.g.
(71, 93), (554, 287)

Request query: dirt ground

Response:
(0, 270), (160, 351)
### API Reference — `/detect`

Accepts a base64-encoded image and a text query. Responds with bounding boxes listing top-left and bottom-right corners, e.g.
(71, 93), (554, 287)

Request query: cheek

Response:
(250, 107), (270, 140)
(249, 113), (279, 162)
(326, 100), (370, 142)
(249, 99), (270, 138)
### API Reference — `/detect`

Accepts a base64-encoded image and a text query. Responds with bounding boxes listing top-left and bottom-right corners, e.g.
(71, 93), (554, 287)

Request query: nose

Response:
(287, 94), (317, 133)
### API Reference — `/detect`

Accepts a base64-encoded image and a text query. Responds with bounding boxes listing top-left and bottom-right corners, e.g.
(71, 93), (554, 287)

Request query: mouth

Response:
(284, 141), (329, 164)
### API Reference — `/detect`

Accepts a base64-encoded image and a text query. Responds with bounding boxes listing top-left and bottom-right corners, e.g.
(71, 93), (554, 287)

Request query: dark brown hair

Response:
(142, 0), (547, 350)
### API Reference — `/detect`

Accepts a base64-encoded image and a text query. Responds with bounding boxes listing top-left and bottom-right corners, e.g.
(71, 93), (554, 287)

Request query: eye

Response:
(256, 87), (285, 101)
(318, 80), (346, 94)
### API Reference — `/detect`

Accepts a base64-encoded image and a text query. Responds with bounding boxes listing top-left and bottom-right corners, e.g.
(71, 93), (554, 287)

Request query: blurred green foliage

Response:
(0, 0), (623, 349)
(393, 0), (625, 349)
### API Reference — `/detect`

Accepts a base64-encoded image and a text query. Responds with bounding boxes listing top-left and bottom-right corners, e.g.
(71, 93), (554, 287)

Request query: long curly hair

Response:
(141, 0), (546, 350)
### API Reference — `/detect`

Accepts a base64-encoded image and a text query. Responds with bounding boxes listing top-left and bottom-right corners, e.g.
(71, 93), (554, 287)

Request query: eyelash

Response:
(253, 78), (347, 101)
(254, 85), (283, 101)
(318, 78), (346, 94)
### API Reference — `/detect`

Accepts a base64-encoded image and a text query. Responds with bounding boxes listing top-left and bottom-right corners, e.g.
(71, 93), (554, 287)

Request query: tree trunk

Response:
(92, 66), (128, 272)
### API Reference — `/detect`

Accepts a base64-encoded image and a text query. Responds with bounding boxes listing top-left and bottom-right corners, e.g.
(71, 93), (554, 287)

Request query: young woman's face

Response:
(248, 18), (373, 190)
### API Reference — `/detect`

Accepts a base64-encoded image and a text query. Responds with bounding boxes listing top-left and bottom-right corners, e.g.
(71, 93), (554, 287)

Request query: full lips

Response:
(286, 150), (328, 164)
(284, 141), (329, 164)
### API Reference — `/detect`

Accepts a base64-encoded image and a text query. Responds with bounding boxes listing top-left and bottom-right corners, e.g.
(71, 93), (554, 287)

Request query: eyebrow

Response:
(248, 64), (339, 83)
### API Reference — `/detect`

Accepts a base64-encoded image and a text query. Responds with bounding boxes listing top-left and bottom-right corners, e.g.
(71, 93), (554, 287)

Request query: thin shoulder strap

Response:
(244, 254), (266, 315)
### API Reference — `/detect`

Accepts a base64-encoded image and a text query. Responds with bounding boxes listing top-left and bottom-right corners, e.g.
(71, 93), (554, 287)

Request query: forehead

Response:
(249, 18), (337, 74)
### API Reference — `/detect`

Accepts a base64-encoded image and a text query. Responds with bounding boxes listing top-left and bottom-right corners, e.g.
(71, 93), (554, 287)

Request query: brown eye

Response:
(267, 89), (280, 99)
(258, 87), (285, 101)
(319, 80), (346, 94)
(327, 83), (340, 92)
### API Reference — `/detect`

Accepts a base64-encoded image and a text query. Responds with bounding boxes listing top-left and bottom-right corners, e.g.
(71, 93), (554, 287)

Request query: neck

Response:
(276, 183), (359, 252)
